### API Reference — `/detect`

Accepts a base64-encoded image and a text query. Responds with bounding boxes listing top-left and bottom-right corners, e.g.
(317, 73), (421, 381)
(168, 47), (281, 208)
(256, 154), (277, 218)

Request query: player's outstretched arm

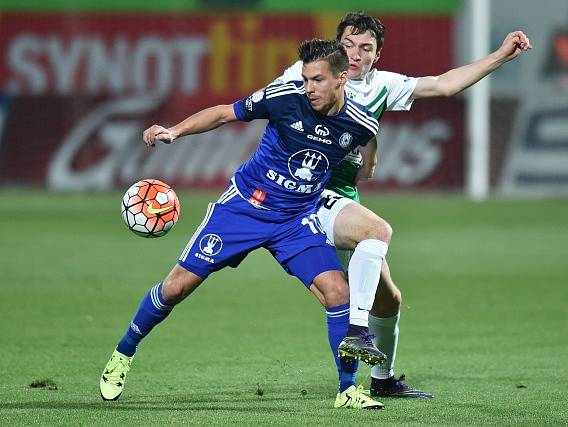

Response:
(143, 104), (237, 147)
(412, 31), (532, 99)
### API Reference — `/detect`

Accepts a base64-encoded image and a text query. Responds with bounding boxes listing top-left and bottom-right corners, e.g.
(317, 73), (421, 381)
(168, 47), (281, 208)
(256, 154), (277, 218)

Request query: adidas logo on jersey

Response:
(290, 121), (304, 132)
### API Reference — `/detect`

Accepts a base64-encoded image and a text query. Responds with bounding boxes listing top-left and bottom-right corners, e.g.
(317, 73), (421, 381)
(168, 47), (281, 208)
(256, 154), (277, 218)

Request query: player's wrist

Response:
(483, 50), (506, 72)
(168, 127), (180, 141)
(493, 47), (513, 65)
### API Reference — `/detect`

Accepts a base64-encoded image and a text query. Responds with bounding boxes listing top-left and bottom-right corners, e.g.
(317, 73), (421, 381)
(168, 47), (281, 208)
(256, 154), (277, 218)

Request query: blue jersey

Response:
(178, 81), (376, 285)
(233, 81), (378, 213)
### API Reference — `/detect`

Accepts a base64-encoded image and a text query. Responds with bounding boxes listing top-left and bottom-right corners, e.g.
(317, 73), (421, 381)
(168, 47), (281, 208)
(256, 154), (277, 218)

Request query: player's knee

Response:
(161, 265), (203, 304)
(161, 278), (186, 304)
(312, 270), (349, 306)
(383, 281), (402, 309)
(392, 287), (402, 309)
(328, 284), (349, 306)
(373, 279), (402, 315)
(321, 279), (349, 306)
(161, 271), (195, 304)
(363, 217), (393, 244)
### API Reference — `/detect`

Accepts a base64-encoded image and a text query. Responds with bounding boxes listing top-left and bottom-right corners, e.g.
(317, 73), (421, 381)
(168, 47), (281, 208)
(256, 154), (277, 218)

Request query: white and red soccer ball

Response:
(121, 179), (180, 237)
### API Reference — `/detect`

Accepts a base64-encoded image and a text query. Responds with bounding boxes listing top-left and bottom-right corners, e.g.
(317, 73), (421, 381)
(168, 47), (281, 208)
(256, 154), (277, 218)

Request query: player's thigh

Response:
(272, 210), (344, 290)
(316, 189), (357, 248)
(277, 242), (343, 290)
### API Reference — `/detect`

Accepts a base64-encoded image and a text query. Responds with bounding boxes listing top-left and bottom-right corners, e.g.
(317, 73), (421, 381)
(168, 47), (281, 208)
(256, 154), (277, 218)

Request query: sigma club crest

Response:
(288, 149), (330, 182)
(199, 234), (223, 256)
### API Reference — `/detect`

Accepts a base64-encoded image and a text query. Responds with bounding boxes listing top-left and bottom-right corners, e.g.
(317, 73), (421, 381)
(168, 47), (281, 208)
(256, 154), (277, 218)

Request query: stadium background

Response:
(1, 0), (567, 424)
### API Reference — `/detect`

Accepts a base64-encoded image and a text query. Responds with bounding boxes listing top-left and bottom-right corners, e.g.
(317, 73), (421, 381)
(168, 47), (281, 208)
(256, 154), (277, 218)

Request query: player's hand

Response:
(143, 124), (176, 147)
(498, 31), (532, 62)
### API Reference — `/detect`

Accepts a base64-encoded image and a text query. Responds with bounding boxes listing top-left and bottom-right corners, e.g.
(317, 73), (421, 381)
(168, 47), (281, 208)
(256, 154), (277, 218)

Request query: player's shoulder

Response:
(272, 61), (303, 85)
(366, 68), (414, 87)
(345, 97), (377, 120)
(264, 80), (306, 100)
(344, 98), (379, 134)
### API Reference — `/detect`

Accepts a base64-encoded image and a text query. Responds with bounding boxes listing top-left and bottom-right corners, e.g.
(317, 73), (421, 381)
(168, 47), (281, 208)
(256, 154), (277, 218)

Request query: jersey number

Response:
(301, 214), (323, 235)
(323, 194), (342, 210)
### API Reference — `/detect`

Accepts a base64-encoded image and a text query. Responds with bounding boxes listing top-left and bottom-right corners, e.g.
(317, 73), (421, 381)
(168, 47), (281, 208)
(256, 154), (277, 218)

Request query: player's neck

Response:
(321, 94), (345, 116)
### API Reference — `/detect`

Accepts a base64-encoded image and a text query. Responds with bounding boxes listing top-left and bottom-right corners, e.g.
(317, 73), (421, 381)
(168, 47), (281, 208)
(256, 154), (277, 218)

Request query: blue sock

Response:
(339, 357), (359, 392)
(326, 304), (359, 392)
(116, 283), (174, 357)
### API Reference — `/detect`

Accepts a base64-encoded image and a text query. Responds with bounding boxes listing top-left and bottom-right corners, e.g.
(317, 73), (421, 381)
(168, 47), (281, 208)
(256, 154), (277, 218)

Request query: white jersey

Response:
(275, 60), (417, 115)
(273, 61), (418, 199)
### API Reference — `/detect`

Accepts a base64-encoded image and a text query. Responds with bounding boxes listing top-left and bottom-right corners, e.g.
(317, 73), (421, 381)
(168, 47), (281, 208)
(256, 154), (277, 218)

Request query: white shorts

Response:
(317, 189), (357, 271)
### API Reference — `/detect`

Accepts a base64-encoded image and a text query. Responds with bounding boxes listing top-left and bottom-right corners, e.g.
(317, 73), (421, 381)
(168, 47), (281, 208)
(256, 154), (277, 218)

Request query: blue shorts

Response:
(178, 182), (342, 287)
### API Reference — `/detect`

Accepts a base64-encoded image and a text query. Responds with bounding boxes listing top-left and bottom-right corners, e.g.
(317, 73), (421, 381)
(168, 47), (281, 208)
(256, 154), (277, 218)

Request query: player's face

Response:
(339, 26), (380, 80)
(302, 60), (347, 114)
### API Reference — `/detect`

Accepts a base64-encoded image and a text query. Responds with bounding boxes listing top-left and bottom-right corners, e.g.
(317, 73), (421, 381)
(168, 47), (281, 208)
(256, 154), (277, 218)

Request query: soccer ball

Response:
(121, 179), (180, 238)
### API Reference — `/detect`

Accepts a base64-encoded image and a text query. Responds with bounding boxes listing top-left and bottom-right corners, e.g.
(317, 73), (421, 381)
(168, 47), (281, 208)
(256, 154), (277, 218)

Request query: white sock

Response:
(348, 239), (388, 327)
(369, 313), (400, 379)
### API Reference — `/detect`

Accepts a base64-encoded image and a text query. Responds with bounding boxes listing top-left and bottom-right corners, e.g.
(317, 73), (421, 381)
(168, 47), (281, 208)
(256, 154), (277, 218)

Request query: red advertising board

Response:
(0, 13), (461, 190)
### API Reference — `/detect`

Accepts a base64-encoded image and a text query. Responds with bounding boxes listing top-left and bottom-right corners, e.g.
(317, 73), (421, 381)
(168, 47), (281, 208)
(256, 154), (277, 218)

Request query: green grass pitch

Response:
(1, 190), (567, 425)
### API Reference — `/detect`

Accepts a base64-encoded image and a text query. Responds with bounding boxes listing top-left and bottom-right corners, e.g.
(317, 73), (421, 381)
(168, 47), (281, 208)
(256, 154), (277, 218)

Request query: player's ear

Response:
(373, 48), (382, 64)
(338, 70), (348, 85)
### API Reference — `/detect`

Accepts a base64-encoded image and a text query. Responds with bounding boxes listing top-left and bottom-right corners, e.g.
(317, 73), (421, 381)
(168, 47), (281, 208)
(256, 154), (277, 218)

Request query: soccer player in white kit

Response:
(274, 12), (532, 398)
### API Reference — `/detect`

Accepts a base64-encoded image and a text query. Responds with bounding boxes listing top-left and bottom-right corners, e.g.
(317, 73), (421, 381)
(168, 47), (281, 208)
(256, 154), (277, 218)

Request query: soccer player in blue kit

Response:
(100, 39), (390, 409)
